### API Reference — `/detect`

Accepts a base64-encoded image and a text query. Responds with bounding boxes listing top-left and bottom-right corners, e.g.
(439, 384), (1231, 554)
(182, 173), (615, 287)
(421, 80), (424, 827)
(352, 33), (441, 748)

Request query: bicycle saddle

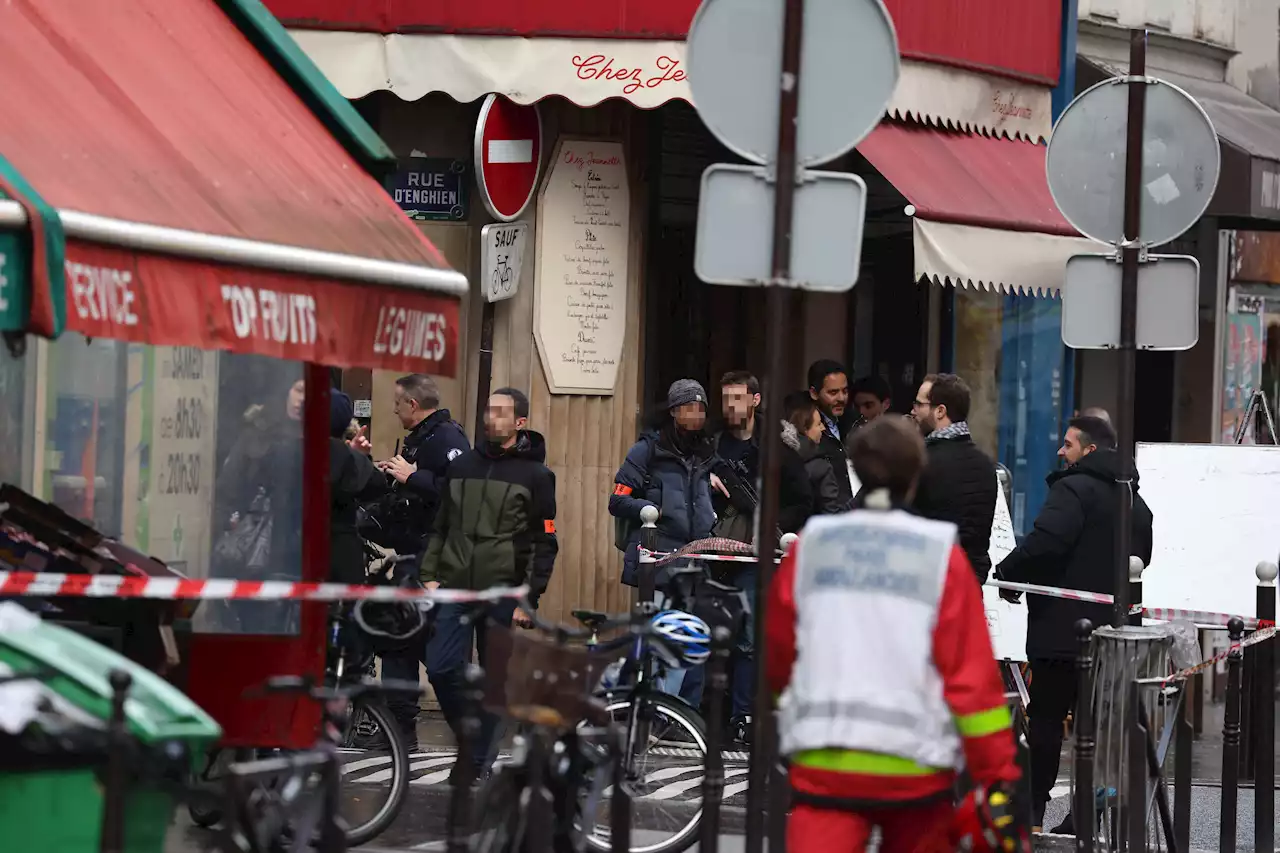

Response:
(571, 609), (609, 631)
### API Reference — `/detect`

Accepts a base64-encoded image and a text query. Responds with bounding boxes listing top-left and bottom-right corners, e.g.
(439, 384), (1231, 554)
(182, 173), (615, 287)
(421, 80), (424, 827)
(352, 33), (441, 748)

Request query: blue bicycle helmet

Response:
(650, 610), (712, 668)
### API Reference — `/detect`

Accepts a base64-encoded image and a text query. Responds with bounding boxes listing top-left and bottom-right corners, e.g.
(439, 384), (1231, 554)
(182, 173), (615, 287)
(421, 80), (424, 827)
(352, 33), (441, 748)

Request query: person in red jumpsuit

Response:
(765, 416), (1025, 853)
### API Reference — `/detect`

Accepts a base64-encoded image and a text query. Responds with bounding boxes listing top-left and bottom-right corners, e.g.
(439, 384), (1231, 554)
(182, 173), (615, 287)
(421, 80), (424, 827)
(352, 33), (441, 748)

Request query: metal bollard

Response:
(100, 669), (132, 853)
(639, 505), (659, 605)
(447, 663), (486, 853)
(1073, 619), (1096, 853)
(700, 625), (734, 853)
(1127, 679), (1148, 853)
(1128, 557), (1145, 627)
(1174, 678), (1192, 853)
(318, 749), (347, 853)
(609, 723), (631, 853)
(1219, 617), (1245, 853)
(1253, 561), (1277, 853)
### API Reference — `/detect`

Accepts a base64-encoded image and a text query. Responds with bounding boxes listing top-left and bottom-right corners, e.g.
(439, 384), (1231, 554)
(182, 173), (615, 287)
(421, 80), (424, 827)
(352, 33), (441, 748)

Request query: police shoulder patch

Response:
(447, 448), (463, 461)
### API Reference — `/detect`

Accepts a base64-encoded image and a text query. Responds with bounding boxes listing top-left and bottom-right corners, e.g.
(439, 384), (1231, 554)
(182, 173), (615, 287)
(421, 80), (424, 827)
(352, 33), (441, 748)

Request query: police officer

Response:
(372, 373), (469, 751)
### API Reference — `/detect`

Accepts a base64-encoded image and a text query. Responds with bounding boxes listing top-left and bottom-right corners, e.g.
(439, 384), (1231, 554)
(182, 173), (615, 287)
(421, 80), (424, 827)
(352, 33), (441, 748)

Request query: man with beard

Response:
(807, 360), (855, 505)
(910, 373), (997, 584)
(710, 370), (811, 744)
(420, 387), (559, 781)
(994, 415), (1153, 831)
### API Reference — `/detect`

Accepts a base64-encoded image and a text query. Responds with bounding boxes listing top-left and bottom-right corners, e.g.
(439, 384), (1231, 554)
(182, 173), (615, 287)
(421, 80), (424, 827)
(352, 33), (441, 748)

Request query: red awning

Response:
(856, 122), (1098, 294)
(857, 122), (1076, 237)
(0, 0), (466, 374)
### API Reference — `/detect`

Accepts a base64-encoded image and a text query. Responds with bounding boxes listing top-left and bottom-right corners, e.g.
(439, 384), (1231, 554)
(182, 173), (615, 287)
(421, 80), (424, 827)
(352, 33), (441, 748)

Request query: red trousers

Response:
(787, 799), (956, 853)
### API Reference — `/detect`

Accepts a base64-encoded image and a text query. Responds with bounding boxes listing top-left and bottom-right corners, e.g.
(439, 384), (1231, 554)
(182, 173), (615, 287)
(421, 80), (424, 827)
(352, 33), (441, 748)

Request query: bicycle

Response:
(189, 572), (423, 846)
(220, 675), (422, 853)
(575, 565), (748, 853)
(464, 597), (715, 853)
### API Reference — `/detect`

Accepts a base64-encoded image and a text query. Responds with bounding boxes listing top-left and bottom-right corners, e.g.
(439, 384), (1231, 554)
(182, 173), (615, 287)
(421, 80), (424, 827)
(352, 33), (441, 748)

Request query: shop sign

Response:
(0, 230), (26, 331)
(384, 158), (470, 222)
(1249, 158), (1280, 220)
(57, 240), (461, 377)
(145, 346), (219, 579)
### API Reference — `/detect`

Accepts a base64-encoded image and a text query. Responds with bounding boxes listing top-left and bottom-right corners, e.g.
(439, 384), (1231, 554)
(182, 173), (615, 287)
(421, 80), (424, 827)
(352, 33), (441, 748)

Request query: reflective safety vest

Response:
(777, 509), (965, 771)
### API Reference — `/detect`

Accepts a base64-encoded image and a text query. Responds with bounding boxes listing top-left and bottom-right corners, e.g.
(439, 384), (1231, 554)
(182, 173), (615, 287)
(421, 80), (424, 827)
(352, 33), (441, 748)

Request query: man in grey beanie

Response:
(609, 378), (718, 707)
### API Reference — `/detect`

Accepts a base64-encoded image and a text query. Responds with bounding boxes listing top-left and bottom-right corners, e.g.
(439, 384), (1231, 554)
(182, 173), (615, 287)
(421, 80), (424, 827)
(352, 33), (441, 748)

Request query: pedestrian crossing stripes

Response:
(339, 749), (1071, 807)
(339, 749), (749, 803)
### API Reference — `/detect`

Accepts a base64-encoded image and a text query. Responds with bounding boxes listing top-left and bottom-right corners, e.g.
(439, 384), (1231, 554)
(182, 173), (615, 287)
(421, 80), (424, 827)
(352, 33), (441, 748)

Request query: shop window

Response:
(0, 340), (34, 490)
(10, 335), (303, 635)
(954, 289), (1071, 537)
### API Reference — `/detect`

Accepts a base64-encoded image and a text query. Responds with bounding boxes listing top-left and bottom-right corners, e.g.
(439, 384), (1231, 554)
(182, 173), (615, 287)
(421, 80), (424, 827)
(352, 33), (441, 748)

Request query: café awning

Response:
(289, 28), (1054, 142)
(0, 0), (467, 375)
(858, 121), (1100, 295)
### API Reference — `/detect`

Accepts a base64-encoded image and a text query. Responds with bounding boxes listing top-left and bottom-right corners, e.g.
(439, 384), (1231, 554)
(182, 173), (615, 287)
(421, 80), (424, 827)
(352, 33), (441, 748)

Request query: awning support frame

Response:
(0, 200), (468, 297)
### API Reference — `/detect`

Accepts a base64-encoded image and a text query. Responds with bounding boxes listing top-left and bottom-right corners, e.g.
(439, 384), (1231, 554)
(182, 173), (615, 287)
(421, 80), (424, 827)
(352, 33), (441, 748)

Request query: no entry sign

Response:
(474, 95), (543, 222)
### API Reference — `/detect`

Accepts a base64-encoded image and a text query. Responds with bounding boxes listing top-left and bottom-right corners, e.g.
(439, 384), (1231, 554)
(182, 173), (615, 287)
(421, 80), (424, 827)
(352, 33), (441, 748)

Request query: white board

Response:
(985, 478), (1027, 661)
(1136, 442), (1280, 618)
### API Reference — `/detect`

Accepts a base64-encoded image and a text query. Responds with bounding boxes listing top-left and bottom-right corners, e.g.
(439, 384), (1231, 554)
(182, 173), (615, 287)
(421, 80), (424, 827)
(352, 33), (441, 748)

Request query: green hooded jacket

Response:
(419, 430), (558, 607)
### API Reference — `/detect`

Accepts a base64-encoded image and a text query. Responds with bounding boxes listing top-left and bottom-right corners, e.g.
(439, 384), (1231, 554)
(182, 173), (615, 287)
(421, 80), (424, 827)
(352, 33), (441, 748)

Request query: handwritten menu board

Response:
(535, 139), (630, 395)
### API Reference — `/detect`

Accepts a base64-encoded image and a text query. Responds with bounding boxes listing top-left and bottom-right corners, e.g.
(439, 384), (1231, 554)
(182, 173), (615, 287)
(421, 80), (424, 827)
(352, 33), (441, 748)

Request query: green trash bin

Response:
(0, 604), (221, 852)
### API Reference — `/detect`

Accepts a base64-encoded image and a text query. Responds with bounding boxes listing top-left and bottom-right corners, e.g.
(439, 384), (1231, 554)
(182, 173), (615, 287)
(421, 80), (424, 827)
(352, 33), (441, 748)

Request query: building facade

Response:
(269, 0), (1090, 613)
(1073, 0), (1280, 446)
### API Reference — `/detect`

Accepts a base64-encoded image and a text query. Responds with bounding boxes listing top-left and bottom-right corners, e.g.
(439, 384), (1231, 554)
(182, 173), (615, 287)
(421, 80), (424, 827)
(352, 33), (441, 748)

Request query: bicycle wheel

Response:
(338, 698), (410, 846)
(581, 693), (708, 853)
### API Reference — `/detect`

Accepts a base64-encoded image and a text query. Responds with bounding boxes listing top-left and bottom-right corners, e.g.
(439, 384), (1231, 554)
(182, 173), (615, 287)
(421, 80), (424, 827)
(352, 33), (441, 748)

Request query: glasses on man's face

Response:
(912, 398), (930, 409)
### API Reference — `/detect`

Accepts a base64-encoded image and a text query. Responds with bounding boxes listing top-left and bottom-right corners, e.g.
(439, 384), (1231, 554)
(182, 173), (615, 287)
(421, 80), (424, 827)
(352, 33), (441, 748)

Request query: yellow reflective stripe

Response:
(791, 749), (945, 777)
(955, 705), (1013, 738)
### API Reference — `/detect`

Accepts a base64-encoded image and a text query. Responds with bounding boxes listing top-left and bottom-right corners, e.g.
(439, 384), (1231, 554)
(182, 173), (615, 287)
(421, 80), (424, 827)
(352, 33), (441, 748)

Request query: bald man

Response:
(1079, 407), (1110, 424)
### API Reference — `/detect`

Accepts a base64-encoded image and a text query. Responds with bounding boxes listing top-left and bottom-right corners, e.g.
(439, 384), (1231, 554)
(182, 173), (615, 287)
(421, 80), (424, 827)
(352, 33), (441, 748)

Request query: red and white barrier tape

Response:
(0, 571), (528, 604)
(987, 579), (1265, 630)
(1161, 625), (1280, 684)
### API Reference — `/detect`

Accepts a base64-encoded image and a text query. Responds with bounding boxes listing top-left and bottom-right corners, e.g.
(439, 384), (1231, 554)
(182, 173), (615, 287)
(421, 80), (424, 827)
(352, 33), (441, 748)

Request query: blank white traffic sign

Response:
(1061, 253), (1200, 350)
(694, 164), (866, 291)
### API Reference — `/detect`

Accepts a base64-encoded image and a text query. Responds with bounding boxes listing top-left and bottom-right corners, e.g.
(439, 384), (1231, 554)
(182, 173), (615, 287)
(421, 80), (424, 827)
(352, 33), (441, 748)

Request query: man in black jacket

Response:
(374, 373), (470, 748)
(711, 370), (811, 745)
(422, 386), (559, 779)
(910, 373), (997, 583)
(994, 415), (1154, 830)
(807, 359), (855, 505)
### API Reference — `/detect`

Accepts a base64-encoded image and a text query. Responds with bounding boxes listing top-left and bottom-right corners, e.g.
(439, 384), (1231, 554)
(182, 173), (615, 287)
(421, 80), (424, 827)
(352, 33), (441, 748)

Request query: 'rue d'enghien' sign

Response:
(384, 157), (470, 222)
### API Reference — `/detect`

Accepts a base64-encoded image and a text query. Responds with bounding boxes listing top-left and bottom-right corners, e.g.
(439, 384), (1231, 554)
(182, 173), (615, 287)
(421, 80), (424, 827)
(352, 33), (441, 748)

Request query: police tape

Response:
(0, 571), (529, 605)
(987, 579), (1266, 629)
(1161, 625), (1280, 684)
(641, 552), (1268, 629)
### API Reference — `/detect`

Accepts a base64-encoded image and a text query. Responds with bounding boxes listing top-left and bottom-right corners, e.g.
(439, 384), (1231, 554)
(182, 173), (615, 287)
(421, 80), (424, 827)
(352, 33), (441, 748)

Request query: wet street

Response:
(162, 708), (1278, 852)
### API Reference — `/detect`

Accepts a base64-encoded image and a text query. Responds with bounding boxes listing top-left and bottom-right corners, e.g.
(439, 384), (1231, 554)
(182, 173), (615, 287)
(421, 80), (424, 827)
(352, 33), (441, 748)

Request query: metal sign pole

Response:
(1113, 28), (1148, 628)
(473, 299), (496, 439)
(744, 0), (804, 849)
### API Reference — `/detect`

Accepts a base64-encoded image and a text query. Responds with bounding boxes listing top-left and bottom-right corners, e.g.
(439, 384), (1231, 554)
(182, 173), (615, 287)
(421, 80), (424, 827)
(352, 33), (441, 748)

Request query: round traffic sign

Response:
(686, 0), (899, 168)
(1046, 77), (1220, 248)
(474, 95), (543, 222)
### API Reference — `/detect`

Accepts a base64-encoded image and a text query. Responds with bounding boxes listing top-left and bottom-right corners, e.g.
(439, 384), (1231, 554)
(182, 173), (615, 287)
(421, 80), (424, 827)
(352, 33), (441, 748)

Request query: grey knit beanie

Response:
(666, 379), (708, 409)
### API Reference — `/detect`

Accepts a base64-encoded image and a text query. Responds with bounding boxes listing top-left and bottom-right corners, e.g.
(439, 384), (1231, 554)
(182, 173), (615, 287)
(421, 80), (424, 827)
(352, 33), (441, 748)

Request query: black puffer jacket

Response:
(995, 449), (1154, 661)
(913, 430), (997, 583)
